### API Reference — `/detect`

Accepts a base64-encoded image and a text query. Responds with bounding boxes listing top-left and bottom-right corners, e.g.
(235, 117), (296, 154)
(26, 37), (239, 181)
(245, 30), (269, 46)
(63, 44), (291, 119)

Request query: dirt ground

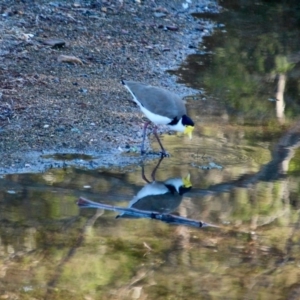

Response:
(0, 0), (219, 174)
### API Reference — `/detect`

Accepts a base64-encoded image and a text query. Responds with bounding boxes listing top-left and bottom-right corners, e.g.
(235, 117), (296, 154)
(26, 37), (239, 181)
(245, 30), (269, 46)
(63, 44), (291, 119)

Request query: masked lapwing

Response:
(121, 80), (194, 156)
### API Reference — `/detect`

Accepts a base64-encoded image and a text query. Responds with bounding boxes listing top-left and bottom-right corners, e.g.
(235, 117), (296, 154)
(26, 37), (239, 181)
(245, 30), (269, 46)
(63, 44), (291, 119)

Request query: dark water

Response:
(1, 1), (300, 299)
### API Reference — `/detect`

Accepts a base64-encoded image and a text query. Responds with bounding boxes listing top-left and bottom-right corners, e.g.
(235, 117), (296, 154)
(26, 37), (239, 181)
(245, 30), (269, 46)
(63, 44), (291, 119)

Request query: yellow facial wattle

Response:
(182, 173), (192, 188)
(184, 125), (194, 139)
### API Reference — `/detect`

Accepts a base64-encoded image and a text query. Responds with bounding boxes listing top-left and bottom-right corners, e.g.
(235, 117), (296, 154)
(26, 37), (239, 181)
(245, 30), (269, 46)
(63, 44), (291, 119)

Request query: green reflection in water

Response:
(1, 1), (300, 299)
(175, 0), (300, 127)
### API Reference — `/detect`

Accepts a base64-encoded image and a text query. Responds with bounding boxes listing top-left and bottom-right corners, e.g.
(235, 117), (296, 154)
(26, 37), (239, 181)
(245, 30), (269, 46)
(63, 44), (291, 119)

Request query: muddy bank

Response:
(0, 0), (219, 174)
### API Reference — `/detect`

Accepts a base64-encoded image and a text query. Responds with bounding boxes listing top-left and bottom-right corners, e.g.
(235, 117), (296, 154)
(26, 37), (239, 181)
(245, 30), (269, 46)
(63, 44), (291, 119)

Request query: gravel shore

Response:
(0, 0), (219, 174)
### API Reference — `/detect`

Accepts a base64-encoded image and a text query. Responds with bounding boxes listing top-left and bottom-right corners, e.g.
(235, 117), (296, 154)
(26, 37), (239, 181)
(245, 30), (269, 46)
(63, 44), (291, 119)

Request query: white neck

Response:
(169, 118), (185, 132)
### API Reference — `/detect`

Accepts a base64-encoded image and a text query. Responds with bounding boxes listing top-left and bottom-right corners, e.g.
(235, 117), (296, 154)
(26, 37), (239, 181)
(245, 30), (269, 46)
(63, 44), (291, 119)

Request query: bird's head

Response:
(182, 115), (194, 139)
(179, 173), (192, 195)
(164, 174), (192, 195)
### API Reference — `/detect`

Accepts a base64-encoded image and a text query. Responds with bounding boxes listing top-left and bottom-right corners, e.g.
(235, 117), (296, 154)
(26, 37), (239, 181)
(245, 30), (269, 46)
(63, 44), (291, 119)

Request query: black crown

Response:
(182, 115), (194, 126)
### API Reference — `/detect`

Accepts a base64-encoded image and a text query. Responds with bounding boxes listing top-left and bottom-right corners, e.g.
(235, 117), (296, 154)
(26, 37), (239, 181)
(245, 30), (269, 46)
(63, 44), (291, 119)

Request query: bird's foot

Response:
(160, 151), (170, 158)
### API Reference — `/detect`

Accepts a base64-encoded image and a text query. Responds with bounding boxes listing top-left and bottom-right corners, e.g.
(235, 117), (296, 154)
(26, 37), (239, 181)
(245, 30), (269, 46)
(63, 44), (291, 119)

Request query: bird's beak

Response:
(184, 126), (194, 139)
(182, 173), (192, 188)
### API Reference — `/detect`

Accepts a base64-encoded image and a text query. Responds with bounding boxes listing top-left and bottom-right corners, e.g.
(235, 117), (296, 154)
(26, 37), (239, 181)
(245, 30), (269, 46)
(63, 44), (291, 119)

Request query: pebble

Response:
(49, 2), (60, 7)
(166, 26), (179, 31)
(6, 190), (16, 194)
(71, 127), (81, 133)
(57, 55), (84, 65)
(40, 38), (67, 48)
(154, 12), (167, 18)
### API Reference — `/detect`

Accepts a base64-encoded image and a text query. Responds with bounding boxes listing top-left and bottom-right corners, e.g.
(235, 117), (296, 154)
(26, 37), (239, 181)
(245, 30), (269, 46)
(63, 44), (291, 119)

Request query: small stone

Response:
(154, 12), (167, 18)
(49, 2), (60, 7)
(22, 33), (34, 41)
(41, 38), (67, 48)
(153, 6), (168, 13)
(83, 185), (91, 189)
(166, 26), (179, 31)
(43, 124), (50, 128)
(57, 55), (83, 65)
(79, 88), (88, 93)
(6, 190), (16, 194)
(182, 3), (189, 9)
(71, 127), (81, 133)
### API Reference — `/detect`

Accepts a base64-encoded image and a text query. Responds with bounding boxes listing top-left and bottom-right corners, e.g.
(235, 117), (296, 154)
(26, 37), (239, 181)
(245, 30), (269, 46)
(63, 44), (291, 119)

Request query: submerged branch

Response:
(77, 197), (217, 229)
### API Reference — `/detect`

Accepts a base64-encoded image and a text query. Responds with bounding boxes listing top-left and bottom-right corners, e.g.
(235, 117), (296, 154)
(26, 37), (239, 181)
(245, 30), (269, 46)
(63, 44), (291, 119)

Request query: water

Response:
(1, 1), (300, 299)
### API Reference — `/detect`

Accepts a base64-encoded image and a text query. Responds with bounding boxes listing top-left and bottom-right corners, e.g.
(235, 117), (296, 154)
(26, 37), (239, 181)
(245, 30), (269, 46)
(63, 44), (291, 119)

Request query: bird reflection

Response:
(116, 157), (192, 218)
(78, 157), (211, 228)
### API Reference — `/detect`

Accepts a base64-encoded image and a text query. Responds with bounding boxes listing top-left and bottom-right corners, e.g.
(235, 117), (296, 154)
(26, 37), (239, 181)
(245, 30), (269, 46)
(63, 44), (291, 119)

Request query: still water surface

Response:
(1, 1), (300, 299)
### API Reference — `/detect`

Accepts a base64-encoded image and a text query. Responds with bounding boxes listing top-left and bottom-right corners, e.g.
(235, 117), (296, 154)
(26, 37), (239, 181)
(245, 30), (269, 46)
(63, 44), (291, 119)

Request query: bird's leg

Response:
(153, 126), (168, 157)
(141, 122), (150, 155)
(141, 163), (151, 183)
(151, 156), (164, 181)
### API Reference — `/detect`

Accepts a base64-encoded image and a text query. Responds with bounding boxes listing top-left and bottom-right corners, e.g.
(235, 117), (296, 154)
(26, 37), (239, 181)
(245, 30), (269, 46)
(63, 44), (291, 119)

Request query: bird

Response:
(121, 80), (194, 156)
(116, 175), (192, 219)
(116, 157), (192, 218)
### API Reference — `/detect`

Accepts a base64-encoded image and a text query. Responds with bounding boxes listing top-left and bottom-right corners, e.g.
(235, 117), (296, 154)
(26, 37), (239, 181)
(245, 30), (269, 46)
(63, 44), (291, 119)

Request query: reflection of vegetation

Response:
(185, 1), (300, 124)
(244, 121), (287, 144)
(274, 55), (295, 73)
(202, 31), (297, 122)
(288, 148), (300, 174)
(1, 144), (300, 299)
(205, 40), (272, 120)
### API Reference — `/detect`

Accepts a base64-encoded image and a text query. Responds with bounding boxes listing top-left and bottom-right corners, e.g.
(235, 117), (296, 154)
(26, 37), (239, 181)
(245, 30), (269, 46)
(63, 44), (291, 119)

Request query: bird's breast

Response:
(140, 106), (172, 125)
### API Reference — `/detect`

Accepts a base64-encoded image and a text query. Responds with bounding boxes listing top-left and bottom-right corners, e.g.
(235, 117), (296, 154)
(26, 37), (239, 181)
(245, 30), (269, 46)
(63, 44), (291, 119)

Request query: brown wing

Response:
(123, 81), (186, 119)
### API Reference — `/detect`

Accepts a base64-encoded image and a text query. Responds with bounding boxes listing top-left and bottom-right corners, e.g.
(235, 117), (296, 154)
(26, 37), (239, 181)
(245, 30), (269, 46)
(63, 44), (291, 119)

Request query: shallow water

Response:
(1, 1), (300, 299)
